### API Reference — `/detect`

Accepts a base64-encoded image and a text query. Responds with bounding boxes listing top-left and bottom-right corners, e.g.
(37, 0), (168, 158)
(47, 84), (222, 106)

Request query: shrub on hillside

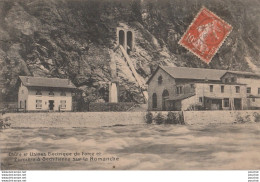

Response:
(154, 112), (165, 125)
(178, 112), (185, 125)
(166, 112), (185, 125)
(235, 113), (251, 123)
(0, 113), (11, 129)
(145, 112), (153, 124)
(166, 112), (178, 124)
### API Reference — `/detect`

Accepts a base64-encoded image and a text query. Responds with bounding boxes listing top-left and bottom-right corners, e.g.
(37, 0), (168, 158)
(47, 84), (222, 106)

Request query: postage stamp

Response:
(178, 7), (232, 64)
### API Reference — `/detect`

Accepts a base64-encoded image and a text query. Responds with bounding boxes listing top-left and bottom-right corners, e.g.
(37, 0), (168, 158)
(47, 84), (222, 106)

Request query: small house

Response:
(18, 76), (76, 112)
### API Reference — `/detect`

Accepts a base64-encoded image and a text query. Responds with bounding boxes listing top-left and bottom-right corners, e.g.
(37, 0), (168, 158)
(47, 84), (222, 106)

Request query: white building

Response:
(147, 66), (260, 111)
(221, 71), (260, 110)
(18, 76), (76, 112)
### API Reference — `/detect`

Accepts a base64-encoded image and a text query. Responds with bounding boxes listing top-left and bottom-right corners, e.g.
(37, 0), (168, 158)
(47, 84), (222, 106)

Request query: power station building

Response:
(147, 66), (260, 111)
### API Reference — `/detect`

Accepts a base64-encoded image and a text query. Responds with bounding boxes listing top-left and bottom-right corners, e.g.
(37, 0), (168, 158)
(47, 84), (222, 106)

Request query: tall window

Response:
(231, 77), (236, 82)
(36, 100), (42, 109)
(60, 91), (66, 96)
(210, 85), (213, 92)
(225, 78), (229, 83)
(49, 91), (54, 96)
(36, 90), (42, 95)
(221, 86), (224, 93)
(236, 86), (240, 93)
(152, 93), (157, 108)
(247, 87), (251, 94)
(60, 100), (66, 109)
(20, 101), (22, 108)
(258, 88), (260, 95)
(162, 90), (169, 111)
(177, 86), (183, 94)
(199, 97), (203, 103)
(224, 98), (229, 107)
(158, 76), (163, 84)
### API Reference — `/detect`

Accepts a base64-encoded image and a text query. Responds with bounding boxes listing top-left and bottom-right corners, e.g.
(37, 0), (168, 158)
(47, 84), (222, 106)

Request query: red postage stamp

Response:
(179, 7), (232, 64)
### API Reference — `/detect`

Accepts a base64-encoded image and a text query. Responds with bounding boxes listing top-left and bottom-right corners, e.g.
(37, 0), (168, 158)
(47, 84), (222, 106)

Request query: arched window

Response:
(162, 89), (169, 98)
(152, 93), (157, 109)
(162, 89), (169, 111)
(127, 31), (133, 54)
(158, 76), (163, 84)
(119, 30), (125, 47)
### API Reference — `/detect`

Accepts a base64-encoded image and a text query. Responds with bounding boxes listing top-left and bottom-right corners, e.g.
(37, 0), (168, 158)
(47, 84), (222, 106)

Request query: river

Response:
(1, 123), (259, 170)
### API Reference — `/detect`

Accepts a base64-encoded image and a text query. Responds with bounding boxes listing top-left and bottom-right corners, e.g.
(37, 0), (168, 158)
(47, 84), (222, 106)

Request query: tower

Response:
(109, 49), (119, 103)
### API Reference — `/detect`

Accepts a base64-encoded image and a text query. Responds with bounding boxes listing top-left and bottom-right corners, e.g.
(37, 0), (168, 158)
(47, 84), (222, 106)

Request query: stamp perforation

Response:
(178, 6), (233, 64)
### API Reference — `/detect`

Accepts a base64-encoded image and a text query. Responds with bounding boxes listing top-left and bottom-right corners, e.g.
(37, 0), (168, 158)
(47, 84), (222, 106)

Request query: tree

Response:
(130, 0), (143, 23)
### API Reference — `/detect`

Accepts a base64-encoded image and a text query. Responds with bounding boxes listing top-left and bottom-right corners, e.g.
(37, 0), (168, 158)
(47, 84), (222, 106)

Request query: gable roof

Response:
(221, 70), (260, 79)
(19, 76), (76, 89)
(147, 66), (227, 84)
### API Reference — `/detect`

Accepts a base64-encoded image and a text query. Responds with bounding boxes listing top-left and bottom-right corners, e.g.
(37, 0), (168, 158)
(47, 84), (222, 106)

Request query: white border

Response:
(21, 170), (250, 182)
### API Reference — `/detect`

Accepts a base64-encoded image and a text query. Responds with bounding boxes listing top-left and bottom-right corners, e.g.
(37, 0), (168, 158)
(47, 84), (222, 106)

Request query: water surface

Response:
(1, 123), (259, 170)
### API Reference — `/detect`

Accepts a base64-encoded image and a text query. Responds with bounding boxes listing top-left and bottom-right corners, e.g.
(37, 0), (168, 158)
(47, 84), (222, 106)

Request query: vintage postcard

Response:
(0, 0), (259, 171)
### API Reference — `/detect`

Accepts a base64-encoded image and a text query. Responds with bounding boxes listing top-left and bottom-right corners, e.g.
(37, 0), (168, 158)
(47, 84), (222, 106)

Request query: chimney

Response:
(26, 77), (29, 83)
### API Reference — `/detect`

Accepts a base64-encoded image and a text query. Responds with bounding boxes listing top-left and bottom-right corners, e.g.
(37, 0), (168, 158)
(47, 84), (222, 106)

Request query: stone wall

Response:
(89, 102), (135, 112)
(183, 110), (259, 125)
(6, 112), (146, 128)
(5, 110), (260, 128)
(147, 110), (260, 125)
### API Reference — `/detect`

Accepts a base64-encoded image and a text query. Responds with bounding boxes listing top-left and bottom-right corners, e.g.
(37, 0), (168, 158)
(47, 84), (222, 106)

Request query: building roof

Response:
(193, 81), (247, 85)
(221, 70), (260, 79)
(19, 76), (76, 89)
(168, 93), (196, 101)
(248, 95), (260, 98)
(147, 66), (227, 84)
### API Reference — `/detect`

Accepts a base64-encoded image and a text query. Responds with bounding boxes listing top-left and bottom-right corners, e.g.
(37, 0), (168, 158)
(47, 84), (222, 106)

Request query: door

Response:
(234, 98), (242, 110)
(171, 101), (179, 111)
(162, 90), (169, 111)
(49, 100), (54, 110)
(211, 99), (222, 110)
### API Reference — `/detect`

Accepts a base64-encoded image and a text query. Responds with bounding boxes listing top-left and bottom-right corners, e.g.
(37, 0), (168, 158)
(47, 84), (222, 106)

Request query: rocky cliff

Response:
(0, 0), (259, 104)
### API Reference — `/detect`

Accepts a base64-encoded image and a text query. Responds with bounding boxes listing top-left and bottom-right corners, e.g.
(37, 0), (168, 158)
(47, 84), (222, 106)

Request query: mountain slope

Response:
(0, 0), (259, 104)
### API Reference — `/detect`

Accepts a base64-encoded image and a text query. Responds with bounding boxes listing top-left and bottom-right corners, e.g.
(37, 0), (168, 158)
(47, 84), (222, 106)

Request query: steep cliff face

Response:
(0, 0), (259, 103)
